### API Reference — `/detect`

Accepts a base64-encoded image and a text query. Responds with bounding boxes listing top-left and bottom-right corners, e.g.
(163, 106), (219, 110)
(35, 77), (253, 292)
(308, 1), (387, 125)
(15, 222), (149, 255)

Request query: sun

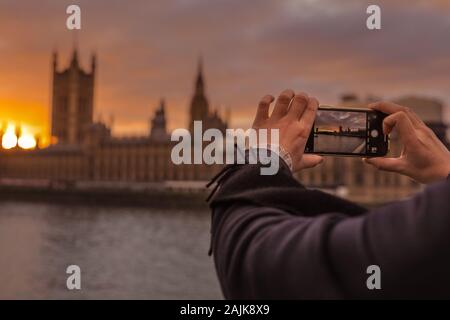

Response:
(1, 126), (18, 149)
(1, 124), (38, 150)
(18, 134), (37, 149)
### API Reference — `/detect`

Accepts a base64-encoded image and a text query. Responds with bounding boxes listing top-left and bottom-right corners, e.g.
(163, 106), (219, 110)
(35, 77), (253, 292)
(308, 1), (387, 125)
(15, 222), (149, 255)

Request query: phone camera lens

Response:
(370, 129), (379, 138)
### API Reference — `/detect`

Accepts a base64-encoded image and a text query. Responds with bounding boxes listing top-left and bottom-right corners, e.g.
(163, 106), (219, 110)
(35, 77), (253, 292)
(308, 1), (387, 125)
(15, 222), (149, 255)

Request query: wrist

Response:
(440, 164), (450, 181)
(263, 144), (293, 172)
(424, 164), (450, 183)
(437, 161), (450, 180)
(248, 144), (293, 172)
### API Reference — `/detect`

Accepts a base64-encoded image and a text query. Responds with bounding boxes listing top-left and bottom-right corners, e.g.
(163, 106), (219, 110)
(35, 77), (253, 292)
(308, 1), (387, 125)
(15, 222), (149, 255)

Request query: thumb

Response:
(363, 157), (405, 173)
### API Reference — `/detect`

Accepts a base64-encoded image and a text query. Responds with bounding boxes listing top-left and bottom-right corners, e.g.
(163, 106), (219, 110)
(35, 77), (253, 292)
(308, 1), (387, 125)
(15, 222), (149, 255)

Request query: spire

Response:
(91, 52), (97, 73)
(195, 56), (204, 95)
(34, 134), (41, 150)
(198, 56), (203, 74)
(71, 30), (79, 67)
(71, 47), (79, 67)
(52, 50), (58, 72)
(159, 98), (166, 112)
(15, 123), (22, 139)
(71, 30), (79, 66)
(150, 98), (168, 142)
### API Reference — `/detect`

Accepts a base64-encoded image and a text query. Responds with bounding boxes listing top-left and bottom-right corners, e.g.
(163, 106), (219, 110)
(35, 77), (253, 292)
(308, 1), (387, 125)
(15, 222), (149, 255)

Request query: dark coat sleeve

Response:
(208, 158), (450, 299)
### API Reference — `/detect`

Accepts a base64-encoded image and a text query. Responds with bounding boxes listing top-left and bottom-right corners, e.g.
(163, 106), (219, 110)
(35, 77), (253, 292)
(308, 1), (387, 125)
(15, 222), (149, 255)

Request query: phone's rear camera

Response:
(370, 129), (379, 138)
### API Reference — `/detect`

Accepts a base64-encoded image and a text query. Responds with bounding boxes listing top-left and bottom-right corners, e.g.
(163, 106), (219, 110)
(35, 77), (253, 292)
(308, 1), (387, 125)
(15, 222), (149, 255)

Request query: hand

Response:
(364, 101), (450, 184)
(252, 89), (323, 172)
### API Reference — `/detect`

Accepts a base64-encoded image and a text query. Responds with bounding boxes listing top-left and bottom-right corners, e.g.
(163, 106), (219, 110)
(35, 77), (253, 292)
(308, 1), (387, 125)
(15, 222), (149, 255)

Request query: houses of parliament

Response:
(0, 50), (448, 204)
(0, 50), (227, 184)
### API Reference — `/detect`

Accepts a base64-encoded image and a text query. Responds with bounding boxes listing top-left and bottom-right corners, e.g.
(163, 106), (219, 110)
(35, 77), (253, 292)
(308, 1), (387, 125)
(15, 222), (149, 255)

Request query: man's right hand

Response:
(364, 101), (450, 184)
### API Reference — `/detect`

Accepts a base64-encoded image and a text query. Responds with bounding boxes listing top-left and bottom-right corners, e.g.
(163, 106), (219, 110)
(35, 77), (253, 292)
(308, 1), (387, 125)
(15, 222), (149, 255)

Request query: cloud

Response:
(0, 0), (449, 136)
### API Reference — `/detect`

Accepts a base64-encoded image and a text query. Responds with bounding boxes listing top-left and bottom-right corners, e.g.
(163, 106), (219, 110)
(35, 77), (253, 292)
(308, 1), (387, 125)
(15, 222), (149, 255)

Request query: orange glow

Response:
(18, 134), (37, 149)
(1, 124), (39, 150)
(2, 125), (18, 149)
(0, 99), (49, 147)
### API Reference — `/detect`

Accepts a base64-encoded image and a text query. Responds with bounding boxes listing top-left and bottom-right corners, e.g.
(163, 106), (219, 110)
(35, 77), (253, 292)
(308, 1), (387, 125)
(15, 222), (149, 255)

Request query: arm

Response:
(331, 175), (450, 298)
(210, 160), (450, 299)
(210, 157), (365, 299)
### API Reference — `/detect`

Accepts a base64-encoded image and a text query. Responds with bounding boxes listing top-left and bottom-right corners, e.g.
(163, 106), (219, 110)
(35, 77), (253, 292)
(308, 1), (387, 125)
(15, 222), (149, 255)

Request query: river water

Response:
(314, 135), (366, 154)
(0, 201), (222, 299)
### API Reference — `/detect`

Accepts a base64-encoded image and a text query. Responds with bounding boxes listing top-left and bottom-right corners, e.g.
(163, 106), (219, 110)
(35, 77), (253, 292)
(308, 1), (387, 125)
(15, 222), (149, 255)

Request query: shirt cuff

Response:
(249, 144), (293, 172)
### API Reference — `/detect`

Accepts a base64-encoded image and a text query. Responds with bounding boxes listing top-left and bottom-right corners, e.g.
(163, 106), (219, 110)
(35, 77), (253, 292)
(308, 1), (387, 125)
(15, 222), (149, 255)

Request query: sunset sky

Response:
(1, 0), (449, 138)
(316, 110), (366, 131)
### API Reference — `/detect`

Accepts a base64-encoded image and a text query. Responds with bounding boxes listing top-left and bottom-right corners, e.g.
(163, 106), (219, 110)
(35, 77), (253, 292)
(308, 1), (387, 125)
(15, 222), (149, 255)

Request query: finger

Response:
(369, 101), (423, 128)
(253, 95), (274, 127)
(298, 154), (324, 169)
(369, 101), (404, 114)
(404, 108), (426, 128)
(271, 89), (294, 120)
(382, 112), (416, 143)
(298, 97), (319, 138)
(363, 157), (405, 173)
(286, 92), (308, 120)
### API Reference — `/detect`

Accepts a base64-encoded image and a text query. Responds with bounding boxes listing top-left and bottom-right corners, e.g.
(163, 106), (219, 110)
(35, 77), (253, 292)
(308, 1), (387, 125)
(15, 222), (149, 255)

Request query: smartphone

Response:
(304, 106), (389, 157)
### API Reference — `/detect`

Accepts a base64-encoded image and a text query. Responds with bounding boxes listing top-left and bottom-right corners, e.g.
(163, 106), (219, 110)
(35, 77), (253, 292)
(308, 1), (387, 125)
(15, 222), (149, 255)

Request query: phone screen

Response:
(305, 107), (388, 157)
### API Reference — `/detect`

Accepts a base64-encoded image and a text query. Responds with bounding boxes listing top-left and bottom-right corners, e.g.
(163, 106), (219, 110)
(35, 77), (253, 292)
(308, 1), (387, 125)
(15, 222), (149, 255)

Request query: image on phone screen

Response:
(313, 110), (367, 154)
